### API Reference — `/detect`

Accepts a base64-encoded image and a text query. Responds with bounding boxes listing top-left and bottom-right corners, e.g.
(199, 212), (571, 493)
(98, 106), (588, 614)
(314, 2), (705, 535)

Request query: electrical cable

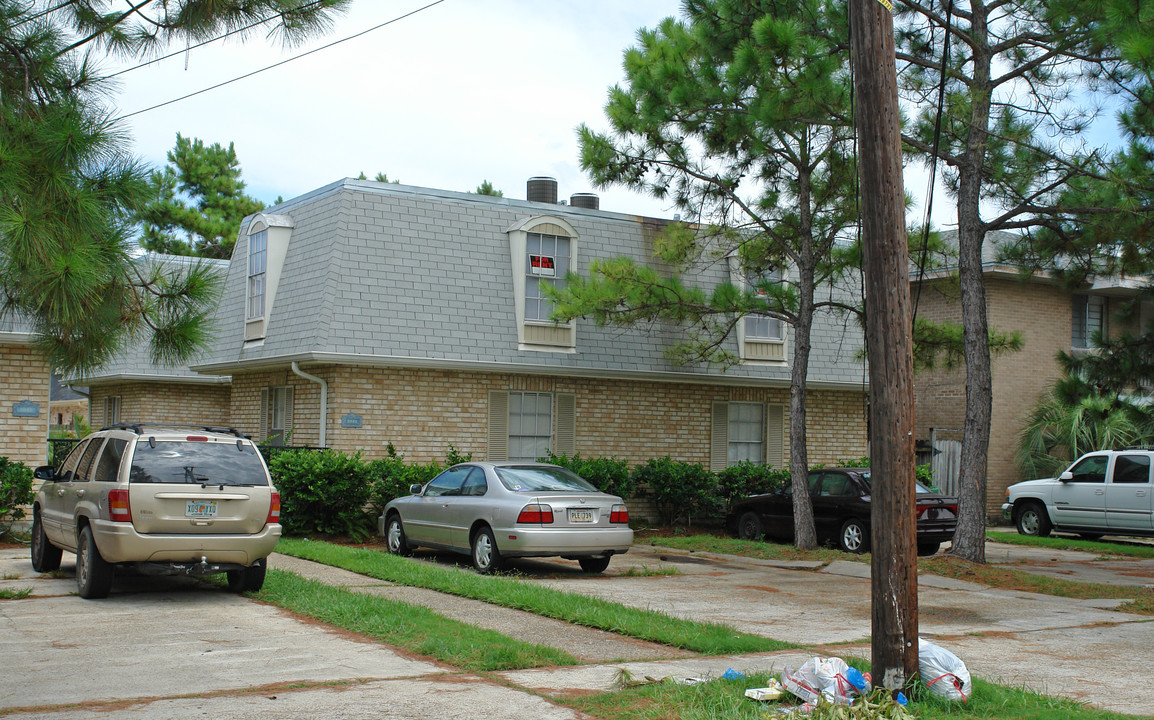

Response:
(116, 0), (445, 120)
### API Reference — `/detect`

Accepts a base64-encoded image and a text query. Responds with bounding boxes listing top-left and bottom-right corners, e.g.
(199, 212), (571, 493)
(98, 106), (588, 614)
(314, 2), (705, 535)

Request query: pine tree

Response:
(0, 0), (349, 375)
(137, 134), (265, 259)
(560, 0), (863, 549)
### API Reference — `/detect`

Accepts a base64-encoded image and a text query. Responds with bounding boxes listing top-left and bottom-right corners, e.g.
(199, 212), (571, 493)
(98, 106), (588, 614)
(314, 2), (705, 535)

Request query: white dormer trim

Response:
(506, 215), (578, 352)
(244, 213), (295, 343)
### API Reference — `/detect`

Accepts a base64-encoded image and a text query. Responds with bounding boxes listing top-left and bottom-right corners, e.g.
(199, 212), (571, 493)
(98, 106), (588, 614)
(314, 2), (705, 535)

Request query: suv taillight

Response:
(517, 504), (554, 523)
(109, 489), (131, 522)
(266, 492), (281, 525)
(610, 504), (629, 523)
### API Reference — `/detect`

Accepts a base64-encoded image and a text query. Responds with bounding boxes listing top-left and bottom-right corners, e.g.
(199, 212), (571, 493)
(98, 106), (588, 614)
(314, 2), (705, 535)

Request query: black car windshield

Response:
(129, 441), (269, 486)
(858, 472), (934, 494)
(495, 466), (598, 492)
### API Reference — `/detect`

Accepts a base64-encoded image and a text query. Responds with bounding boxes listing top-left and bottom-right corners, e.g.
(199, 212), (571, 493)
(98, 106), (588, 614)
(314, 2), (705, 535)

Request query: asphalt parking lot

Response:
(3, 538), (1153, 718)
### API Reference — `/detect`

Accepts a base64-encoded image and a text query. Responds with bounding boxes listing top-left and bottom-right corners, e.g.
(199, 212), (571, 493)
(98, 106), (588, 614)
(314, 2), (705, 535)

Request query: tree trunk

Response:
(850, 0), (919, 690)
(949, 4), (994, 565)
(790, 266), (818, 549)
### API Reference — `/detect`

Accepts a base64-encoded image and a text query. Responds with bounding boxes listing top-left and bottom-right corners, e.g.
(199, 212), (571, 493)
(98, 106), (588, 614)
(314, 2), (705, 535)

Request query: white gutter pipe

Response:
(291, 362), (327, 448)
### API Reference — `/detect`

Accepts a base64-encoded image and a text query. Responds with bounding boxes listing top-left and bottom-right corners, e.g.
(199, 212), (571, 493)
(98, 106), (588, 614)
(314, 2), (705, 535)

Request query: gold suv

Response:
(30, 425), (281, 599)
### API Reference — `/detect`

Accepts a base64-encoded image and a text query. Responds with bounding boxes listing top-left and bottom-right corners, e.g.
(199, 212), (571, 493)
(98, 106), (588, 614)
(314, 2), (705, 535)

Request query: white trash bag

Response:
(781, 657), (871, 706)
(919, 637), (972, 701)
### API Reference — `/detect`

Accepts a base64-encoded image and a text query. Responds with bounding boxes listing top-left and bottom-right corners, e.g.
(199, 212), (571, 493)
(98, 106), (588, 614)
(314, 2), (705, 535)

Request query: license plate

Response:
(568, 509), (594, 523)
(186, 500), (218, 518)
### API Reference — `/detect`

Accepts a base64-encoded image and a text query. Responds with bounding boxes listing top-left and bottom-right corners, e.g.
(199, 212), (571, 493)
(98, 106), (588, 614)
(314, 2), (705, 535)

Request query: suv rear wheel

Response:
(227, 560), (267, 593)
(76, 525), (114, 599)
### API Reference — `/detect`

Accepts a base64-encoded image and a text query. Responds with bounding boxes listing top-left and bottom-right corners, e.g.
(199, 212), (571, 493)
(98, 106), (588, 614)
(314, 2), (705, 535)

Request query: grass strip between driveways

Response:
(252, 568), (578, 671)
(985, 529), (1154, 559)
(275, 538), (793, 655)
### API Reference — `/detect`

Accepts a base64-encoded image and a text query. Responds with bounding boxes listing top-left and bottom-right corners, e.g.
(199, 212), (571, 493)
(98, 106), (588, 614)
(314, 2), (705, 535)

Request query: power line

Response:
(116, 0), (446, 121)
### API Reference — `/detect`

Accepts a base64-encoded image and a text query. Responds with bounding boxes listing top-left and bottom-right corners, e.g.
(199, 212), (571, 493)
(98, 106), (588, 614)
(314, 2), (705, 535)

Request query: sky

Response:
(102, 1), (1125, 231)
(108, 1), (687, 219)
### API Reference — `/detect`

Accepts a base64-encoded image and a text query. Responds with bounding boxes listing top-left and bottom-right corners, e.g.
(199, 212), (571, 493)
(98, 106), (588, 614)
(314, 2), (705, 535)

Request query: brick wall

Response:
(230, 365), (868, 467)
(912, 276), (1074, 515)
(0, 344), (50, 466)
(89, 382), (230, 428)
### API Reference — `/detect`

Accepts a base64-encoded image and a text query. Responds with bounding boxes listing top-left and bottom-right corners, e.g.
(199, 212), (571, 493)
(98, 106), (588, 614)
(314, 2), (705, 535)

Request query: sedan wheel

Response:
(30, 512), (62, 572)
(471, 526), (502, 574)
(737, 511), (764, 541)
(76, 526), (114, 599)
(578, 556), (611, 573)
(839, 519), (869, 553)
(916, 542), (940, 557)
(385, 515), (412, 556)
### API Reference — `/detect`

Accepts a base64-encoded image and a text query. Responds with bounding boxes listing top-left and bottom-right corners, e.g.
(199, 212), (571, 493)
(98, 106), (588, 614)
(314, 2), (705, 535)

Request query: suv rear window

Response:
(128, 441), (269, 486)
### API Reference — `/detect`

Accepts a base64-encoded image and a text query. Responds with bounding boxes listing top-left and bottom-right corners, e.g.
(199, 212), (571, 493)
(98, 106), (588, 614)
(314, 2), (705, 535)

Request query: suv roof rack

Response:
(99, 423), (248, 439)
(1121, 445), (1154, 451)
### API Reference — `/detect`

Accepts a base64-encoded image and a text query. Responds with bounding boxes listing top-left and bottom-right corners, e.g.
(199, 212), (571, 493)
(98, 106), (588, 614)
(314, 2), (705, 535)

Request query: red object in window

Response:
(517, 504), (554, 524)
(109, 489), (131, 522)
(610, 504), (629, 524)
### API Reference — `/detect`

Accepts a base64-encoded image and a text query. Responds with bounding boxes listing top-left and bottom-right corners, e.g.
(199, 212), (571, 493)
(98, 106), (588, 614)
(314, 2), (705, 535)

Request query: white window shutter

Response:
(259, 388), (269, 441)
(488, 391), (509, 461)
(284, 387), (295, 444)
(554, 393), (576, 456)
(766, 403), (785, 468)
(710, 401), (729, 471)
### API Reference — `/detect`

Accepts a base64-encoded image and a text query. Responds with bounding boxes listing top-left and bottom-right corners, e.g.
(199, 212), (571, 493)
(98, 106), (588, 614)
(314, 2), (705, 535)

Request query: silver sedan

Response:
(379, 462), (633, 573)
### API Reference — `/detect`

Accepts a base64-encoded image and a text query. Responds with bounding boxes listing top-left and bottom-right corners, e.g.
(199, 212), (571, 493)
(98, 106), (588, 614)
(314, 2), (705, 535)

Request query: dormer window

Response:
(506, 216), (578, 351)
(247, 229), (267, 320)
(744, 268), (783, 341)
(526, 232), (570, 322)
(243, 214), (294, 342)
(728, 257), (787, 363)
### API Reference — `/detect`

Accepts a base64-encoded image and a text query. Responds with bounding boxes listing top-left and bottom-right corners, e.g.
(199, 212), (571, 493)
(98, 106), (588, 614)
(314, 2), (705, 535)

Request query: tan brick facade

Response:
(0, 344), (50, 466)
(913, 275), (1100, 516)
(229, 365), (868, 467)
(89, 382), (230, 428)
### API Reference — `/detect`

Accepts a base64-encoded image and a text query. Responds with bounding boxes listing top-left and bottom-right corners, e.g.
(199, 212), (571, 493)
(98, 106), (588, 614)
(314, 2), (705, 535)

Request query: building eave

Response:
(78, 373), (231, 386)
(191, 351), (867, 392)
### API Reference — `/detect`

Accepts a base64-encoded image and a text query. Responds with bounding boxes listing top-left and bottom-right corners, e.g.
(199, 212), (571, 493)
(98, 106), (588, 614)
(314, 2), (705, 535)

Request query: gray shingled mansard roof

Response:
(191, 179), (867, 390)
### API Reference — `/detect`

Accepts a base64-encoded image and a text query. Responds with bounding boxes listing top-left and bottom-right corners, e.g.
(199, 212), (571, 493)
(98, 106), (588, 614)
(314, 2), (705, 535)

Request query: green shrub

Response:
(835, 456), (939, 491)
(0, 457), (35, 536)
(715, 460), (789, 502)
(268, 449), (374, 540)
(367, 444), (474, 516)
(630, 456), (720, 526)
(542, 452), (634, 499)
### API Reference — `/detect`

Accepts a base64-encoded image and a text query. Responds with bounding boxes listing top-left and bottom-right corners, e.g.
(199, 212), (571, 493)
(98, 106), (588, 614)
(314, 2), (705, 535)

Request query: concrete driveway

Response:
(3, 538), (1153, 718)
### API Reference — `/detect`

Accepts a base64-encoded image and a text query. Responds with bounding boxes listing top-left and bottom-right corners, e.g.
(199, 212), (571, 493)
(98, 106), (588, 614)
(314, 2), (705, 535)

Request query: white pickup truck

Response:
(1002, 450), (1154, 539)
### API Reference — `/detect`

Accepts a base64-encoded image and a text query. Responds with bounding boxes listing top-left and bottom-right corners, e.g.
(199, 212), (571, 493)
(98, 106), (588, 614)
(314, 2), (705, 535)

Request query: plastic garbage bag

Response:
(919, 637), (972, 701)
(782, 657), (872, 706)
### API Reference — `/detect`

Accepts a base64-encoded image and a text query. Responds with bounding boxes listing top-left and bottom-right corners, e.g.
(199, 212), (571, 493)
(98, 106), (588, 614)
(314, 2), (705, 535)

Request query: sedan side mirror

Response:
(33, 465), (56, 481)
(1059, 471), (1074, 482)
(409, 483), (423, 495)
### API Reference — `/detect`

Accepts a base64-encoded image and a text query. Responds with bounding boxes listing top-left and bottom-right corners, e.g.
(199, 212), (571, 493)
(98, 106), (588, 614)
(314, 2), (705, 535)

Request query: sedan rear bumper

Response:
(494, 526), (633, 558)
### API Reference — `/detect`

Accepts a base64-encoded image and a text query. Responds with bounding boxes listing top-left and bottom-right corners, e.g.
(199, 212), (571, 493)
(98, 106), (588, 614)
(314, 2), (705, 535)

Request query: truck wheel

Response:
(1015, 502), (1052, 537)
(31, 512), (62, 572)
(76, 526), (114, 599)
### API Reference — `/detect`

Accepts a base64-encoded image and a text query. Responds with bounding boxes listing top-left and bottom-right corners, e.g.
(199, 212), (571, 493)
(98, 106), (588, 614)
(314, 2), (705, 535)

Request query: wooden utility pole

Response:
(849, 0), (919, 690)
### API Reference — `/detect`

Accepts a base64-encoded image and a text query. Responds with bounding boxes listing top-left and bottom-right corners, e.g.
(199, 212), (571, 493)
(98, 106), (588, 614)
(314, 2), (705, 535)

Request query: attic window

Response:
(247, 229), (268, 320)
(525, 232), (570, 322)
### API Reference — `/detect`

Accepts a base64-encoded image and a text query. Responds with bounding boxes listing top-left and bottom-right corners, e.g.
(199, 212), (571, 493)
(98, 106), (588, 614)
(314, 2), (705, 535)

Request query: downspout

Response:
(291, 362), (327, 448)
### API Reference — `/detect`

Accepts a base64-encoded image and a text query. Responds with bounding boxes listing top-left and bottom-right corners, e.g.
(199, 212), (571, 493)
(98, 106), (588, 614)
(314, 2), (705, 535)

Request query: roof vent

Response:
(570, 193), (599, 210)
(527, 176), (558, 204)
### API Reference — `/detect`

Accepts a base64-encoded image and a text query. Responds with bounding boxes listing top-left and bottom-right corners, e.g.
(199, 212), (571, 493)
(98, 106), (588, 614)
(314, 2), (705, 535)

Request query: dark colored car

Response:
(725, 468), (957, 556)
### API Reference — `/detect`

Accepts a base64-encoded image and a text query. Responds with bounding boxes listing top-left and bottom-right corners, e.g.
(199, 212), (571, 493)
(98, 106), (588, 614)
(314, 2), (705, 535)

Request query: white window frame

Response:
(525, 232), (571, 323)
(508, 391), (553, 462)
(105, 396), (121, 426)
(247, 229), (268, 320)
(744, 268), (784, 341)
(727, 401), (765, 464)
